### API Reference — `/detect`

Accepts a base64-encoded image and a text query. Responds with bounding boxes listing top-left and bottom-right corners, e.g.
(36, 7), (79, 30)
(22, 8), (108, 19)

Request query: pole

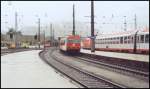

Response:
(15, 12), (18, 32)
(52, 27), (54, 46)
(38, 18), (40, 49)
(72, 4), (75, 35)
(44, 30), (45, 50)
(124, 16), (127, 31)
(133, 31), (138, 53)
(134, 14), (137, 30)
(50, 23), (52, 46)
(53, 28), (55, 46)
(91, 1), (95, 52)
(15, 12), (18, 47)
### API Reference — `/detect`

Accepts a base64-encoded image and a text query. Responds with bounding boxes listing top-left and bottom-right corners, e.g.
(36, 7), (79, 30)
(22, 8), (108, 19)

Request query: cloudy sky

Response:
(1, 1), (149, 37)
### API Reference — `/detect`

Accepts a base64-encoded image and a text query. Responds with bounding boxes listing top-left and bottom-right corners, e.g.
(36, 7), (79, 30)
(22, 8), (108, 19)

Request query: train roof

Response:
(60, 35), (80, 40)
(96, 28), (149, 39)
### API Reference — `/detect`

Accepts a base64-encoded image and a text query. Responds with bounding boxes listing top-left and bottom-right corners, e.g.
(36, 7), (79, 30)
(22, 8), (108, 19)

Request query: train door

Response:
(134, 35), (139, 52)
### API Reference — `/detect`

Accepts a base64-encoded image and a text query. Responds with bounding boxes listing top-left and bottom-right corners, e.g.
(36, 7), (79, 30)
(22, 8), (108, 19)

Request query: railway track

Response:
(39, 48), (126, 88)
(73, 56), (149, 81)
(78, 53), (149, 72)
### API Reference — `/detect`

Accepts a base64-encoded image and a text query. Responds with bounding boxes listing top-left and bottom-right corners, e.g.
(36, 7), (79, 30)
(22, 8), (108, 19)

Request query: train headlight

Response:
(73, 44), (75, 46)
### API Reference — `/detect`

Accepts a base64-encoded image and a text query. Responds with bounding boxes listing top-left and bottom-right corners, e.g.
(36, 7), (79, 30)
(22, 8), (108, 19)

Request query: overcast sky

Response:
(1, 1), (149, 37)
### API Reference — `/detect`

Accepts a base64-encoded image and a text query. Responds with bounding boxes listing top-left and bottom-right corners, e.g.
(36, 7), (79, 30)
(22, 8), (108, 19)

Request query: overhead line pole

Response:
(44, 30), (45, 50)
(15, 12), (18, 46)
(38, 18), (40, 49)
(134, 14), (137, 30)
(50, 23), (52, 46)
(72, 4), (75, 35)
(124, 16), (127, 31)
(53, 28), (55, 46)
(91, 1), (95, 52)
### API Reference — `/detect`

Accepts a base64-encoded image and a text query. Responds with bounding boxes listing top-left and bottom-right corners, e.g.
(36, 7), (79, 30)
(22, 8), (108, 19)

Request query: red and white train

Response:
(59, 35), (81, 53)
(81, 28), (149, 54)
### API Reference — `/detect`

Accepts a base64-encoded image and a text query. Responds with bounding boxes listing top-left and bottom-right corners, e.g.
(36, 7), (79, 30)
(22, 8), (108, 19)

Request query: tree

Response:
(7, 28), (22, 39)
(7, 28), (15, 34)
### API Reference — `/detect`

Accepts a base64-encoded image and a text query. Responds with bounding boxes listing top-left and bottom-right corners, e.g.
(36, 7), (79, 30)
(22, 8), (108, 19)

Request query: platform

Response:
(80, 49), (149, 62)
(1, 50), (77, 88)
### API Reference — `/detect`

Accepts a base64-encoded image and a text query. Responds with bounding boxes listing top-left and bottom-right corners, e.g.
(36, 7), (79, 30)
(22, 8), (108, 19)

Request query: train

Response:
(59, 35), (81, 53)
(81, 28), (149, 55)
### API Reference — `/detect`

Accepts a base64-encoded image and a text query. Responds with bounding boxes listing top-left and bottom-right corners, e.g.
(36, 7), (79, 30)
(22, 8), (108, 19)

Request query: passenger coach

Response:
(81, 28), (149, 54)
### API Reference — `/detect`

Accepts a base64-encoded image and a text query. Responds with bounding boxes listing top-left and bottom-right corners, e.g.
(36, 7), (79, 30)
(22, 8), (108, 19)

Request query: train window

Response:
(107, 38), (109, 41)
(128, 36), (130, 43)
(120, 37), (123, 44)
(145, 34), (149, 43)
(111, 38), (114, 44)
(103, 39), (106, 44)
(114, 37), (117, 44)
(68, 39), (80, 43)
(98, 39), (99, 44)
(110, 41), (112, 44)
(107, 38), (109, 44)
(98, 39), (100, 44)
(113, 40), (115, 44)
(103, 38), (106, 44)
(116, 41), (119, 44)
(140, 35), (144, 43)
(116, 37), (119, 44)
(99, 39), (101, 44)
(101, 39), (103, 44)
(107, 41), (109, 44)
(124, 36), (127, 44)
(131, 36), (134, 43)
(107, 39), (109, 44)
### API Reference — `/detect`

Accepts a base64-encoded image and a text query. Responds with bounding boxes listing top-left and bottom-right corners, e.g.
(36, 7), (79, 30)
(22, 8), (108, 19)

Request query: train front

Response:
(66, 35), (81, 52)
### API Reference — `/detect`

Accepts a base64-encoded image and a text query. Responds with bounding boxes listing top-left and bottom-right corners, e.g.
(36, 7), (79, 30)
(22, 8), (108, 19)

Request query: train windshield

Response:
(68, 39), (80, 43)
